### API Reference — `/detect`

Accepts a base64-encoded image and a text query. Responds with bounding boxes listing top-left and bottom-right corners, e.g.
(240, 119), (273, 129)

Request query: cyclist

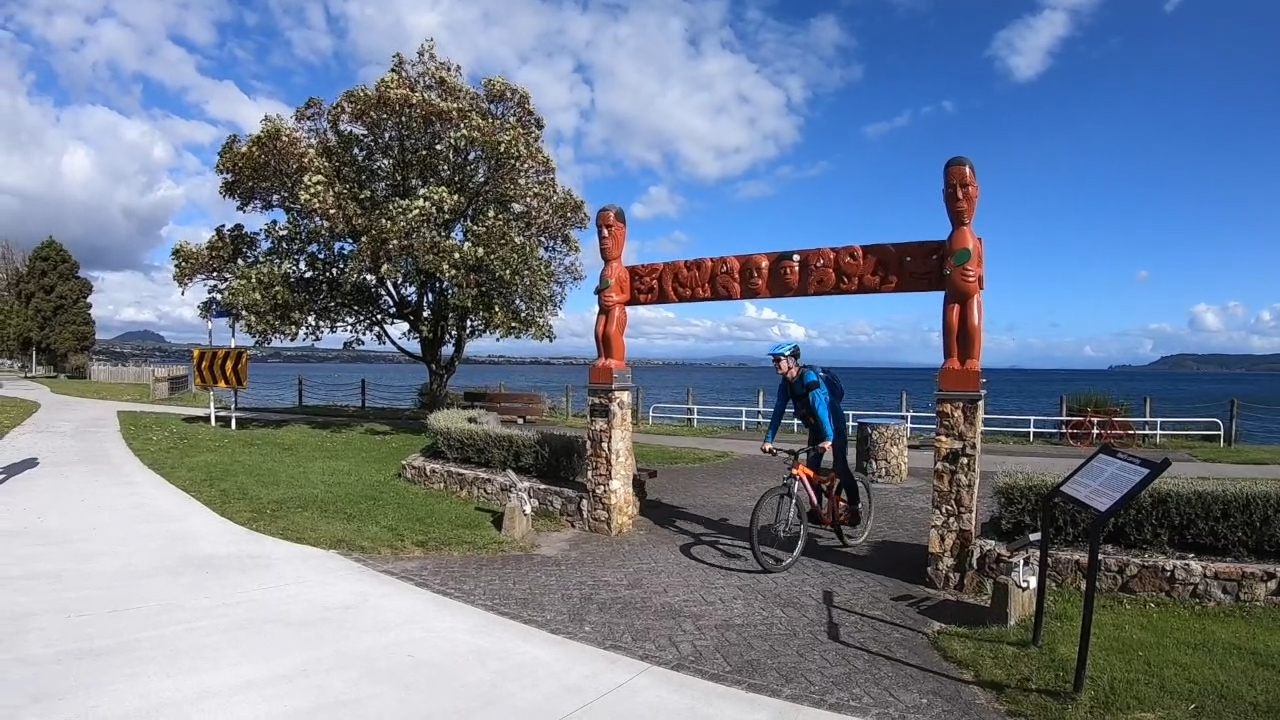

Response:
(759, 342), (862, 526)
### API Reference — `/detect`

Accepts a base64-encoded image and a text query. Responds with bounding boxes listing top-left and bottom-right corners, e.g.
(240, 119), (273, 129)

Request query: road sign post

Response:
(199, 300), (248, 429)
(1030, 444), (1172, 695)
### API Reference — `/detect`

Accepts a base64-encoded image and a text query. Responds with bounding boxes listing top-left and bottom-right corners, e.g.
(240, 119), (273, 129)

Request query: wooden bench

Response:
(461, 391), (548, 424)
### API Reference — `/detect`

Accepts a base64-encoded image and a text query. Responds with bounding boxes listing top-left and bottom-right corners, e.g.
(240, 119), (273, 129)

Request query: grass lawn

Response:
(33, 377), (216, 408)
(117, 411), (732, 555)
(934, 590), (1280, 720)
(635, 444), (733, 467)
(1178, 444), (1280, 465)
(0, 396), (39, 438)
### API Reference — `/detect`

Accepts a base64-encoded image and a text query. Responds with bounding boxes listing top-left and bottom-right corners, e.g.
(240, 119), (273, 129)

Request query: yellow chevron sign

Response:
(192, 347), (249, 390)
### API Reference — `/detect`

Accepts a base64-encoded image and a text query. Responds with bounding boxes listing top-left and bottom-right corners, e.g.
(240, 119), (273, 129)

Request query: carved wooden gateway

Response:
(584, 156), (988, 592)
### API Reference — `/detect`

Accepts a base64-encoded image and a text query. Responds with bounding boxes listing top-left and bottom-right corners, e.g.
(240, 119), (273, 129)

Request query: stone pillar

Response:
(854, 418), (909, 484)
(585, 370), (637, 536)
(926, 390), (985, 592)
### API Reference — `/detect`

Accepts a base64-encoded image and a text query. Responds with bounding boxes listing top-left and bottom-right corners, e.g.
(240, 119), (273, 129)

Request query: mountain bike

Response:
(1064, 409), (1138, 449)
(748, 445), (875, 573)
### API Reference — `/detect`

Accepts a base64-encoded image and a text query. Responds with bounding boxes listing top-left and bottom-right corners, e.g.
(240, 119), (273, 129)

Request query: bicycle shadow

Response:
(640, 497), (927, 585)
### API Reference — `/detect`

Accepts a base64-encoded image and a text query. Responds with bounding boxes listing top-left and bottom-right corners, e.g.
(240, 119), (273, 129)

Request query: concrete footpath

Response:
(0, 379), (854, 720)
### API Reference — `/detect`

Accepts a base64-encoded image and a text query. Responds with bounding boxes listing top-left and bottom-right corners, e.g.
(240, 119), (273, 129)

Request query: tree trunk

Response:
(417, 369), (452, 412)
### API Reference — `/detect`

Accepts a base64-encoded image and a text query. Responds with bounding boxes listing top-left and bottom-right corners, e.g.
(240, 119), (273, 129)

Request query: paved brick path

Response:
(353, 455), (1008, 720)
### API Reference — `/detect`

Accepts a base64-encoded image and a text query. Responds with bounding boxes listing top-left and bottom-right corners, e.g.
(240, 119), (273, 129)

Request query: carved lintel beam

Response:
(623, 240), (947, 306)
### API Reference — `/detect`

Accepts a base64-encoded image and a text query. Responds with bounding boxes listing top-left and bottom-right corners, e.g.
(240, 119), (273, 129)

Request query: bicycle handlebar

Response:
(763, 445), (820, 460)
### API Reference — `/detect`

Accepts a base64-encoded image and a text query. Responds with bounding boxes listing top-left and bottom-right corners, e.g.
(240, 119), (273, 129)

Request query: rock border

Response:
(401, 453), (589, 529)
(968, 538), (1280, 605)
(400, 454), (653, 531)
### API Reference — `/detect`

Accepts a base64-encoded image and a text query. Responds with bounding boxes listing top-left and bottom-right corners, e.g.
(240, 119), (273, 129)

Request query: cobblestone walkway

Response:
(353, 456), (1007, 720)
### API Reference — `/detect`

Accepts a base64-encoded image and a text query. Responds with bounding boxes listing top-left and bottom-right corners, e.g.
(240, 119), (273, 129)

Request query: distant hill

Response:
(1111, 353), (1280, 372)
(110, 330), (169, 344)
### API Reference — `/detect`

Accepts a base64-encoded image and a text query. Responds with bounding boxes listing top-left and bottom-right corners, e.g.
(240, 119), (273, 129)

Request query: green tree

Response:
(12, 236), (96, 371)
(171, 40), (588, 410)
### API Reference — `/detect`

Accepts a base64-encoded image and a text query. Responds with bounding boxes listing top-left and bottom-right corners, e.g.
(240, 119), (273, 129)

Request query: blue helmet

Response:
(766, 342), (801, 359)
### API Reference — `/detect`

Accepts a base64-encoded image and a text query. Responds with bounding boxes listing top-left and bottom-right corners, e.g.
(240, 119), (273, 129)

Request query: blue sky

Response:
(2, 0), (1277, 368)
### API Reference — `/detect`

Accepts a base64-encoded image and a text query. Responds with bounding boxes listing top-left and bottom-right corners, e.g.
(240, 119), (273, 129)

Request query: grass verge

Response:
(934, 590), (1280, 720)
(118, 411), (514, 555)
(33, 378), (217, 408)
(635, 444), (734, 467)
(0, 396), (39, 439)
(117, 412), (734, 555)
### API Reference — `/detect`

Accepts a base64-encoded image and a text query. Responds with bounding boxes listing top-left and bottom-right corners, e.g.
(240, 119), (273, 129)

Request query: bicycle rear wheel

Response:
(833, 475), (874, 547)
(749, 484), (808, 573)
(1064, 418), (1093, 447)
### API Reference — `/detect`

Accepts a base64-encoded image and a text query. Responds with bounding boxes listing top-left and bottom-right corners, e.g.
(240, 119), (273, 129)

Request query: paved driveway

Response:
(356, 455), (1009, 720)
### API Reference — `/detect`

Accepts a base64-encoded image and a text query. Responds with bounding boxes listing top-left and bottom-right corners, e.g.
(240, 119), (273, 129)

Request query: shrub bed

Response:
(988, 469), (1280, 560)
(423, 409), (587, 484)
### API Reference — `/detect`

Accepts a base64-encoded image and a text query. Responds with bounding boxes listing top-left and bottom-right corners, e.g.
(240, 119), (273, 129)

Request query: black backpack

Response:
(789, 365), (845, 403)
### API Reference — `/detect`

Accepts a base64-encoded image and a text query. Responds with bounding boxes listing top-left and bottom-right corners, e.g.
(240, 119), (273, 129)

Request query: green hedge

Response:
(988, 469), (1280, 560)
(422, 409), (586, 484)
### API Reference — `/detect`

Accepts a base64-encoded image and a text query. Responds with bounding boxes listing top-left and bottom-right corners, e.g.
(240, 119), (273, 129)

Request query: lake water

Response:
(215, 362), (1280, 444)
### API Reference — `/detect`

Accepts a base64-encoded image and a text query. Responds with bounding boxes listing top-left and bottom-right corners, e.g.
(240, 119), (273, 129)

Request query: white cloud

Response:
(629, 186), (685, 221)
(88, 264), (209, 341)
(1187, 301), (1246, 333)
(861, 100), (956, 140)
(730, 161), (829, 199)
(1, 0), (861, 340)
(1163, 0), (1184, 12)
(987, 0), (1103, 83)
(303, 0), (859, 184)
(1136, 269), (1150, 281)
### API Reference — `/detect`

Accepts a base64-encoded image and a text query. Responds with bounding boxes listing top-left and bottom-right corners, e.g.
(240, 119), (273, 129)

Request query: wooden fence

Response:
(88, 363), (189, 385)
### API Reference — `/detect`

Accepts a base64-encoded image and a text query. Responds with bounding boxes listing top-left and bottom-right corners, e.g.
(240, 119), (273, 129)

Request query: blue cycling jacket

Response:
(764, 368), (838, 444)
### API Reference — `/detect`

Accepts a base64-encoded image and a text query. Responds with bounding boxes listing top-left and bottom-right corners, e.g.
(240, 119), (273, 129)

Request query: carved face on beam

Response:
(802, 248), (836, 295)
(712, 256), (741, 299)
(630, 263), (663, 303)
(596, 205), (627, 262)
(943, 157), (980, 229)
(741, 254), (770, 298)
(771, 253), (801, 296)
(835, 245), (864, 292)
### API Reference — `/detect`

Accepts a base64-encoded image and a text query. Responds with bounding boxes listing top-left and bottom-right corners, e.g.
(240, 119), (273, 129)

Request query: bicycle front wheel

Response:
(749, 484), (808, 573)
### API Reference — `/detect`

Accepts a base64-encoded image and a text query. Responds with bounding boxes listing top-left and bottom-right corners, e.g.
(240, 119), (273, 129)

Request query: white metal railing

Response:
(645, 404), (1226, 447)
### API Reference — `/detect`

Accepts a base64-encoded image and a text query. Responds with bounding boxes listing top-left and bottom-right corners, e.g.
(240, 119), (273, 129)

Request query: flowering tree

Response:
(173, 41), (588, 409)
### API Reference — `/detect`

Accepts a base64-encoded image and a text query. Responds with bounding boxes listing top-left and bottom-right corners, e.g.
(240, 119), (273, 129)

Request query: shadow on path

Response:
(0, 457), (39, 486)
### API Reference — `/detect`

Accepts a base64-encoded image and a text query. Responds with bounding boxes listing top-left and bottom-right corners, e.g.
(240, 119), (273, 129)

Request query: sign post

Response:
(198, 300), (249, 429)
(1030, 444), (1172, 695)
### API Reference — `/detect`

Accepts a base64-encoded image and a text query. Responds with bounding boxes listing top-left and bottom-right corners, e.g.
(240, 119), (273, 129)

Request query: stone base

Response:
(969, 538), (1280, 605)
(855, 418), (909, 483)
(989, 576), (1036, 626)
(585, 387), (637, 536)
(501, 502), (533, 541)
(926, 392), (984, 592)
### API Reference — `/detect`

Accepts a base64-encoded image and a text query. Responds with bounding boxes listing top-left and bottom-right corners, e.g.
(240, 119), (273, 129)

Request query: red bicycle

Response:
(748, 446), (875, 573)
(1064, 409), (1138, 449)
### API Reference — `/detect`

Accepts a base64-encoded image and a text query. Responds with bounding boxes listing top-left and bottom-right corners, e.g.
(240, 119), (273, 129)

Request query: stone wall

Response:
(969, 538), (1280, 605)
(926, 392), (985, 592)
(401, 454), (588, 529)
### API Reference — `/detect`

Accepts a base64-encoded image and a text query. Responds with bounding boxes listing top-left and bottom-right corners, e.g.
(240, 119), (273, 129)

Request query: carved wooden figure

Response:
(939, 156), (984, 390)
(592, 205), (630, 370)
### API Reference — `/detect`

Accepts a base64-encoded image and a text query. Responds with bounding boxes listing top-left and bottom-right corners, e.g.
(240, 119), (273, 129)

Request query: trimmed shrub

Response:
(422, 409), (586, 484)
(988, 469), (1280, 560)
